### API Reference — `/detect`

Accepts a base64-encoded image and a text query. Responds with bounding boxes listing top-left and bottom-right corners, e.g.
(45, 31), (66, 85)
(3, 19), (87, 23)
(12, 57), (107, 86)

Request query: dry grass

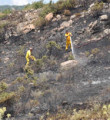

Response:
(47, 104), (110, 120)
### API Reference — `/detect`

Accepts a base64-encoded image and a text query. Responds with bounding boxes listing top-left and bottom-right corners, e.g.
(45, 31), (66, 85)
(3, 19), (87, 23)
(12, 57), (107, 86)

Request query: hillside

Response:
(0, 0), (110, 120)
(0, 5), (25, 11)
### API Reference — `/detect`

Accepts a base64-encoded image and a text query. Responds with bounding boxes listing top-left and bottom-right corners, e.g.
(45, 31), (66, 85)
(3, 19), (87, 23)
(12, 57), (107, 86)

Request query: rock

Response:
(90, 3), (95, 8)
(100, 15), (108, 21)
(89, 20), (97, 28)
(60, 20), (73, 29)
(64, 10), (71, 16)
(4, 57), (9, 63)
(56, 14), (61, 20)
(88, 3), (95, 14)
(25, 9), (41, 21)
(62, 101), (68, 106)
(70, 15), (76, 20)
(88, 20), (98, 32)
(52, 18), (57, 22)
(104, 29), (110, 34)
(45, 13), (53, 22)
(60, 60), (78, 70)
(17, 22), (35, 34)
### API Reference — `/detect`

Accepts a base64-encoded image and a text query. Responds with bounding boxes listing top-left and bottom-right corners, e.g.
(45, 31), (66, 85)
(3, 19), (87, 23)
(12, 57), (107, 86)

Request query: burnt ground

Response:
(0, 4), (110, 120)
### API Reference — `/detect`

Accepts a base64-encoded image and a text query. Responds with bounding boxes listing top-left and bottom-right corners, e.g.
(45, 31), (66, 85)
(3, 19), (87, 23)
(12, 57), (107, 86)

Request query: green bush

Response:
(17, 45), (25, 56)
(0, 13), (6, 19)
(47, 104), (110, 120)
(68, 54), (74, 60)
(0, 82), (8, 92)
(91, 2), (103, 16)
(85, 51), (90, 57)
(0, 92), (15, 104)
(46, 41), (61, 50)
(33, 17), (46, 27)
(91, 48), (100, 55)
(24, 0), (44, 10)
(54, 0), (76, 12)
(2, 9), (12, 15)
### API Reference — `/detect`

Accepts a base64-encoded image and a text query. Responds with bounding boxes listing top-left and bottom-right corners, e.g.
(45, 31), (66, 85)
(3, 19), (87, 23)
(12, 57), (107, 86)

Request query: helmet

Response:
(30, 47), (33, 50)
(66, 30), (68, 33)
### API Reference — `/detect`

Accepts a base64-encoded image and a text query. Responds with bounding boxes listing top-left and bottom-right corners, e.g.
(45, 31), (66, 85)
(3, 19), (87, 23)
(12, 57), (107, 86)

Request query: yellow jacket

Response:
(65, 32), (72, 41)
(26, 50), (31, 59)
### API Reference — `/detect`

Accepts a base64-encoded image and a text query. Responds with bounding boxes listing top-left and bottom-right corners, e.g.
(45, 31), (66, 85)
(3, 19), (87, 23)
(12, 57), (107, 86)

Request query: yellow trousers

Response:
(66, 39), (71, 50)
(26, 56), (36, 66)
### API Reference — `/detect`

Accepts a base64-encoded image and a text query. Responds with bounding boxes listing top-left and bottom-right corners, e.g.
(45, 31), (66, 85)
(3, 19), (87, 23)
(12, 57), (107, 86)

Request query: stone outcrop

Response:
(60, 60), (78, 70)
(45, 13), (53, 22)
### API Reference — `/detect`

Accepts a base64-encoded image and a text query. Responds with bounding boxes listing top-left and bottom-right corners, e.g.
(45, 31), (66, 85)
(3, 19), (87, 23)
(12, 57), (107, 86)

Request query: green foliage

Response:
(39, 4), (54, 17)
(0, 107), (11, 120)
(0, 82), (8, 93)
(0, 9), (11, 19)
(0, 13), (6, 19)
(32, 55), (48, 72)
(33, 17), (46, 27)
(2, 9), (11, 14)
(91, 48), (100, 55)
(0, 107), (6, 120)
(85, 51), (90, 57)
(54, 0), (76, 12)
(0, 92), (15, 104)
(91, 2), (103, 16)
(24, 65), (34, 76)
(8, 62), (15, 68)
(16, 77), (24, 83)
(47, 104), (110, 120)
(17, 45), (25, 56)
(68, 54), (74, 60)
(18, 86), (25, 93)
(46, 41), (61, 50)
(24, 0), (44, 10)
(0, 21), (9, 33)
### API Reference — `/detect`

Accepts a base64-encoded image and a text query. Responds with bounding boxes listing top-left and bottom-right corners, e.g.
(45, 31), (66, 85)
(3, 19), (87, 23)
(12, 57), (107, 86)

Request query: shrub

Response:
(55, 0), (76, 12)
(47, 104), (110, 120)
(46, 41), (61, 50)
(2, 9), (12, 15)
(0, 21), (9, 33)
(33, 17), (46, 27)
(24, 0), (44, 10)
(68, 54), (74, 60)
(17, 45), (25, 56)
(0, 92), (15, 104)
(91, 48), (100, 55)
(91, 1), (103, 17)
(0, 107), (6, 120)
(0, 12), (6, 19)
(85, 51), (90, 57)
(24, 66), (34, 76)
(0, 82), (8, 92)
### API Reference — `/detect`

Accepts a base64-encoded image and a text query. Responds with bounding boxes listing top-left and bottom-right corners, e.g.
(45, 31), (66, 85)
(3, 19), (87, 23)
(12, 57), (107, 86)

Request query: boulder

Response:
(60, 60), (78, 70)
(60, 20), (73, 29)
(56, 14), (61, 20)
(45, 13), (53, 22)
(25, 9), (41, 21)
(104, 29), (110, 34)
(70, 15), (76, 20)
(100, 15), (108, 21)
(64, 10), (71, 16)
(17, 22), (35, 34)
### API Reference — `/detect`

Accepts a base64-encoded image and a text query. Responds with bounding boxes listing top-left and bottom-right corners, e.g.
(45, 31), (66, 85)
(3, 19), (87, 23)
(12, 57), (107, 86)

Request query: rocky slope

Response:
(0, 1), (110, 120)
